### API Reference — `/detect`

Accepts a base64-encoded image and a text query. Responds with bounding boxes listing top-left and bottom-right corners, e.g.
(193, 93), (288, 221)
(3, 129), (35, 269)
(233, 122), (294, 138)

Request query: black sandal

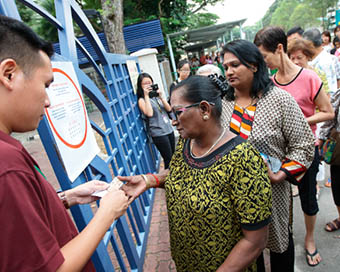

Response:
(305, 249), (321, 267)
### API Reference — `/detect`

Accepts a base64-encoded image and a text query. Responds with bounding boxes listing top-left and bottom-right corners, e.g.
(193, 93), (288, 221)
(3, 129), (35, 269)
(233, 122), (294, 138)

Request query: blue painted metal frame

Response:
(0, 0), (160, 271)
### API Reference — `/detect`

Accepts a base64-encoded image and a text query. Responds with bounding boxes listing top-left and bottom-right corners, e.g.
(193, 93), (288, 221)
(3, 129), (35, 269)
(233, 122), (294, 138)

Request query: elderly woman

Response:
(288, 38), (332, 192)
(121, 75), (272, 271)
(196, 63), (222, 76)
(221, 39), (315, 271)
(255, 27), (334, 267)
(288, 38), (330, 94)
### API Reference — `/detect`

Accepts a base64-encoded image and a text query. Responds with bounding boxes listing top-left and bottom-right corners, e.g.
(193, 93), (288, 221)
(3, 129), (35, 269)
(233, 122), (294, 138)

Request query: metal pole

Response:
(167, 34), (178, 80)
(239, 23), (245, 39)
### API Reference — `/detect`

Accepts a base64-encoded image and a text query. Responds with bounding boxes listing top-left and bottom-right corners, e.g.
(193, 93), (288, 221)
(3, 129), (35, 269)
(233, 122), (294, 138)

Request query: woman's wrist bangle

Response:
(148, 173), (160, 187)
(141, 174), (150, 189)
(58, 191), (70, 209)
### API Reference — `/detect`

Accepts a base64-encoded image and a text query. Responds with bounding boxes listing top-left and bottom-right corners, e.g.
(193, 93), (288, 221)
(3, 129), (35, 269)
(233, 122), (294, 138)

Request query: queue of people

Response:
(131, 26), (339, 271)
(255, 26), (334, 268)
(2, 11), (340, 272)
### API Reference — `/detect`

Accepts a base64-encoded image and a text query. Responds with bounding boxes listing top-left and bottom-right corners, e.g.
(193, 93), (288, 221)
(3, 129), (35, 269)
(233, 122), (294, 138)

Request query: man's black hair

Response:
(287, 26), (304, 37)
(0, 15), (54, 74)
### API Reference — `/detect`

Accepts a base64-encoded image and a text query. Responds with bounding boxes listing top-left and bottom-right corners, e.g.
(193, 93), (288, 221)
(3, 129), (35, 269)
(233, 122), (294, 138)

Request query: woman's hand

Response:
(120, 175), (148, 204)
(99, 186), (129, 220)
(65, 180), (110, 207)
(263, 161), (287, 184)
(142, 83), (152, 97)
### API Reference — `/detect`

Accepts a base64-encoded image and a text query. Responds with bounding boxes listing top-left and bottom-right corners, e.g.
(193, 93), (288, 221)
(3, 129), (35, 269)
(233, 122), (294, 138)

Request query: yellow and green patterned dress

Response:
(165, 136), (272, 272)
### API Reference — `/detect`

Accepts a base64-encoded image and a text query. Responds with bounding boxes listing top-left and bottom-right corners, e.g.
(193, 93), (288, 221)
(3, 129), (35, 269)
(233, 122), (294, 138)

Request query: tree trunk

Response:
(100, 0), (126, 54)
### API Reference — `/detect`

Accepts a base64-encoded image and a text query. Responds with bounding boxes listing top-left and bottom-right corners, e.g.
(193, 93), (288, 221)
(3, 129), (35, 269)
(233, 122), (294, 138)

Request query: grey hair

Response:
(303, 27), (322, 47)
(196, 64), (222, 76)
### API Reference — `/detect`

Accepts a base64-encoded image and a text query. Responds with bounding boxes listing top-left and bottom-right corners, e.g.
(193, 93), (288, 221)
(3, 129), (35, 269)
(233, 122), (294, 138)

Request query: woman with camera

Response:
(137, 73), (175, 169)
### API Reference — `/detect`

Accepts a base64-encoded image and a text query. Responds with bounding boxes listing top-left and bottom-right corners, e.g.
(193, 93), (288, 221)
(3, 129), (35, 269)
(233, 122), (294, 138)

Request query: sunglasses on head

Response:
(172, 101), (215, 121)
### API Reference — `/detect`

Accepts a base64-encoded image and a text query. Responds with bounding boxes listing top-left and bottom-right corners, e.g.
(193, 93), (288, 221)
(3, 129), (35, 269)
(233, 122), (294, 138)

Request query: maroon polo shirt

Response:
(0, 131), (95, 271)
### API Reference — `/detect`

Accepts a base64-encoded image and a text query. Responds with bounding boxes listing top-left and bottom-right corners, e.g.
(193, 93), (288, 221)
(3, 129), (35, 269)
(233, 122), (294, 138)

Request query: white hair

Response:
(196, 64), (222, 77)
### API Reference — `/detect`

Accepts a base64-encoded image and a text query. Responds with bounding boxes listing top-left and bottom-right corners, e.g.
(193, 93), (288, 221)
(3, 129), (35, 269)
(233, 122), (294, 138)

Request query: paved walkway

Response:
(16, 131), (340, 272)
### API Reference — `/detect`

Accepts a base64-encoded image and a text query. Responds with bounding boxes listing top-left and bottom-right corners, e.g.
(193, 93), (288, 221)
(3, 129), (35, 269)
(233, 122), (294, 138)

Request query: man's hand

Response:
(66, 180), (110, 207)
(99, 186), (129, 220)
(119, 175), (147, 204)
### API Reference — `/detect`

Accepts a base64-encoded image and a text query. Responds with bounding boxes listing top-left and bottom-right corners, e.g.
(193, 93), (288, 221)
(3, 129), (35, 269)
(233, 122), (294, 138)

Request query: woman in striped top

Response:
(220, 39), (315, 272)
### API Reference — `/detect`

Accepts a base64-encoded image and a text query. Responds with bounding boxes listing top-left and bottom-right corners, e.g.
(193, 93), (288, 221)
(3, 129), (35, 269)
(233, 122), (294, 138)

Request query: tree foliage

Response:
(242, 0), (338, 42)
(264, 0), (338, 31)
(122, 0), (221, 58)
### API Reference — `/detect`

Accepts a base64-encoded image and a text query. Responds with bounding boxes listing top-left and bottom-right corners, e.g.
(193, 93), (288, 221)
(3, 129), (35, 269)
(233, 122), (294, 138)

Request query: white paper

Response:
(45, 61), (100, 182)
(91, 177), (124, 198)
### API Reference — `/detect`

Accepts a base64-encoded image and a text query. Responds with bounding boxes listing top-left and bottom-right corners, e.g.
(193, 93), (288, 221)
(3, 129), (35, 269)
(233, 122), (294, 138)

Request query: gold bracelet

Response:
(141, 174), (150, 189)
(58, 191), (70, 209)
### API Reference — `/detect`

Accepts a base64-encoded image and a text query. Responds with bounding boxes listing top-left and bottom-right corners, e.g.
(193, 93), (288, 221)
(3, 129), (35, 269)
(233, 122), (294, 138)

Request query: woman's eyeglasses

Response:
(172, 102), (215, 121)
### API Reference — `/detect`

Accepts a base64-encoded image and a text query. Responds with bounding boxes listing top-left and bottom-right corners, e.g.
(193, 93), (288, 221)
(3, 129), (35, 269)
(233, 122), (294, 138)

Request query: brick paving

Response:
(143, 189), (176, 272)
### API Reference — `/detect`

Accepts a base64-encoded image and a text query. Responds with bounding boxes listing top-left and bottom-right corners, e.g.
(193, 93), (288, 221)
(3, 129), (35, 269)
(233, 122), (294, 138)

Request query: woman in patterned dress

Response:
(121, 75), (272, 272)
(221, 39), (315, 271)
(255, 27), (334, 267)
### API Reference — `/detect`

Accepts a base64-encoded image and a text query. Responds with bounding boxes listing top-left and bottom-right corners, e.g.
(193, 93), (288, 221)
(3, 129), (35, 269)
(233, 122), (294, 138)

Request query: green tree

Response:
(288, 3), (319, 30)
(270, 0), (299, 31)
(262, 0), (338, 31)
(15, 0), (222, 55)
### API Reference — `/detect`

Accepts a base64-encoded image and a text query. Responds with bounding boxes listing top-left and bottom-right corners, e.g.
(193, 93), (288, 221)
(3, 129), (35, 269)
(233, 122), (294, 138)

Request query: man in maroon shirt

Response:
(0, 15), (129, 271)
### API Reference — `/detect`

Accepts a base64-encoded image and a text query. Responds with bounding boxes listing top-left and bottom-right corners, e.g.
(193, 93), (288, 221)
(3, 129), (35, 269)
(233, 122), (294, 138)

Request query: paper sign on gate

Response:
(126, 60), (139, 94)
(45, 61), (100, 182)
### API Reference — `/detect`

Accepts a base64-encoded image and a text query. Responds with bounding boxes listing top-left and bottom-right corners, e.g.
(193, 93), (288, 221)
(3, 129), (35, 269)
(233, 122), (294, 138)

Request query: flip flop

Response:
(305, 249), (321, 267)
(325, 218), (340, 232)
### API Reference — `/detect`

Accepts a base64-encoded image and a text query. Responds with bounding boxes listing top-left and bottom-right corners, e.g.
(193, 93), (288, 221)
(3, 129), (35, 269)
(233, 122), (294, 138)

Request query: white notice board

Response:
(126, 60), (139, 94)
(45, 61), (100, 182)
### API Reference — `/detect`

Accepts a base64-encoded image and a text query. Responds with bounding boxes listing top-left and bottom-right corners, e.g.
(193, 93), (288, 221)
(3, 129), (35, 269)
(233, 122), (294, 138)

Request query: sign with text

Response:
(45, 61), (99, 181)
(126, 60), (139, 94)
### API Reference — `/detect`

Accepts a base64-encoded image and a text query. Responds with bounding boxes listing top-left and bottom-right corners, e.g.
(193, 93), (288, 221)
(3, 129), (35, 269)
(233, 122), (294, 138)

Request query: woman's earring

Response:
(203, 115), (209, 121)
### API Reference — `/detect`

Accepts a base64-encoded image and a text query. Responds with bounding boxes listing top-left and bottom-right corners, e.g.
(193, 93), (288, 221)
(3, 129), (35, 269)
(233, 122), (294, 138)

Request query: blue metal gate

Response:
(0, 0), (160, 271)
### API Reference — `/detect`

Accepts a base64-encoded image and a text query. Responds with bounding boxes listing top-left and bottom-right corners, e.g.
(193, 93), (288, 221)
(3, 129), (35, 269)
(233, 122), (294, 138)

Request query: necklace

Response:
(235, 97), (256, 110)
(190, 128), (226, 159)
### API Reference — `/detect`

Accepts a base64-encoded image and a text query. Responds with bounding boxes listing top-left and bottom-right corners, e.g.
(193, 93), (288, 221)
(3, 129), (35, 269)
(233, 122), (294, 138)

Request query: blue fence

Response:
(0, 0), (160, 271)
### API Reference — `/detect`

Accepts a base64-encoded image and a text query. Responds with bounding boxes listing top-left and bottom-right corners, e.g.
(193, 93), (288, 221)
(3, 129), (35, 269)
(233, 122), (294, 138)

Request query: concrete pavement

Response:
(293, 165), (340, 272)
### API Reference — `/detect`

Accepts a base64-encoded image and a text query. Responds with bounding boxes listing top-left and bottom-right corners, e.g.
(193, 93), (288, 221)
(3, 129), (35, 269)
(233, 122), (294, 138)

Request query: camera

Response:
(149, 84), (159, 98)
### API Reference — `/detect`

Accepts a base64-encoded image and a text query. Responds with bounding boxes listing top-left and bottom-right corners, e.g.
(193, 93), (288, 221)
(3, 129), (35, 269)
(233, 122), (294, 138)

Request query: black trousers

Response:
(298, 146), (320, 216)
(331, 164), (340, 206)
(257, 232), (295, 272)
(152, 132), (175, 169)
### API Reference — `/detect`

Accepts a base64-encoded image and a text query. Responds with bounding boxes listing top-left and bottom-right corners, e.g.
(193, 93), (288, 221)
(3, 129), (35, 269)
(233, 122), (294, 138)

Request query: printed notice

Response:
(126, 60), (139, 94)
(45, 61), (99, 182)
